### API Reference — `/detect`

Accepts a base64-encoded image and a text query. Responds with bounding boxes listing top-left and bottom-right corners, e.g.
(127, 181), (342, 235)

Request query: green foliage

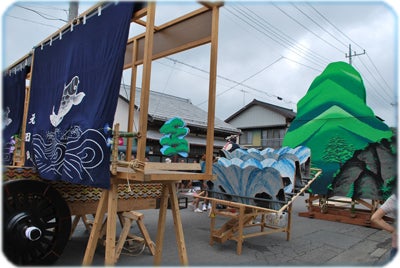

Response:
(159, 117), (190, 157)
(282, 61), (393, 196)
(346, 182), (354, 198)
(381, 176), (396, 200)
(327, 183), (333, 191)
(322, 135), (355, 166)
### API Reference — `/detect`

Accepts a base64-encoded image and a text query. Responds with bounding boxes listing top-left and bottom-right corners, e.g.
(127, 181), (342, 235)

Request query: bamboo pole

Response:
(278, 168), (322, 213)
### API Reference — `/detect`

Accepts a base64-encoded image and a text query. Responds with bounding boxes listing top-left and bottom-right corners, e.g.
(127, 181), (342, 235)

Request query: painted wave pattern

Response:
(213, 146), (310, 209)
(32, 126), (106, 184)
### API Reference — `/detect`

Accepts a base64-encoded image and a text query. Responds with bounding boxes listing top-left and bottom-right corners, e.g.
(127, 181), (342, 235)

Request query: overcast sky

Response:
(2, 0), (398, 127)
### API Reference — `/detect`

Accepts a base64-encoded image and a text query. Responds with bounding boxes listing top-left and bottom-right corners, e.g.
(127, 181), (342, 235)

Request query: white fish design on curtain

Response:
(50, 76), (85, 127)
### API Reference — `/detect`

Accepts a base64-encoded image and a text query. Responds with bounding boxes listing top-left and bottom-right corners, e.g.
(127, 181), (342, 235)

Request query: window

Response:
(241, 130), (253, 145)
(261, 128), (285, 148)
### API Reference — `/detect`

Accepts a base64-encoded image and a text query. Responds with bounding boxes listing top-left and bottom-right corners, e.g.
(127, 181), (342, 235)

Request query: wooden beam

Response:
(199, 1), (224, 9)
(16, 52), (35, 166)
(123, 7), (213, 68)
(126, 39), (138, 161)
(136, 2), (155, 161)
(205, 6), (219, 175)
(132, 5), (148, 21)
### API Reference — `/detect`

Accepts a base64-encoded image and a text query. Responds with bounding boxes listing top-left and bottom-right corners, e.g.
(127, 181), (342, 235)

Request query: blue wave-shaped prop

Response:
(212, 162), (285, 210)
(222, 146), (310, 162)
(209, 145), (311, 209)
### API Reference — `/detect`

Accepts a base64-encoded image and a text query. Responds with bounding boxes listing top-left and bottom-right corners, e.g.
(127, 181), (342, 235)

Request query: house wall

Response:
(227, 104), (292, 149)
(227, 105), (286, 128)
(114, 98), (140, 132)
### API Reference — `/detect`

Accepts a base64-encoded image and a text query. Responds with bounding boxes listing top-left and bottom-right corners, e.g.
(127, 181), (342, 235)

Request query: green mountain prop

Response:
(283, 61), (393, 195)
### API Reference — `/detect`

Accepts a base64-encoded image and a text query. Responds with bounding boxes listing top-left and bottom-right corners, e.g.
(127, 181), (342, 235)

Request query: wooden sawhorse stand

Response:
(82, 179), (188, 265)
(115, 211), (155, 260)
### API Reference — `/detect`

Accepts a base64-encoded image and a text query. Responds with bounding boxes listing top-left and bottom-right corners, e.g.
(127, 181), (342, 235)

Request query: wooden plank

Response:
(136, 216), (156, 256)
(136, 2), (155, 161)
(298, 205), (374, 227)
(105, 182), (118, 265)
(145, 162), (201, 171)
(154, 184), (169, 265)
(199, 196), (280, 214)
(124, 7), (212, 68)
(278, 168), (322, 213)
(115, 215), (133, 261)
(143, 172), (214, 182)
(82, 189), (108, 265)
(126, 39), (138, 162)
(68, 198), (156, 216)
(236, 206), (245, 255)
(205, 6), (219, 175)
(168, 183), (189, 265)
(15, 52), (34, 166)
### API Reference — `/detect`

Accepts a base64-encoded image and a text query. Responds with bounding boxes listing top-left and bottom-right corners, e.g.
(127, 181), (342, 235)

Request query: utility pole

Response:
(68, 2), (79, 22)
(240, 89), (247, 106)
(345, 44), (365, 65)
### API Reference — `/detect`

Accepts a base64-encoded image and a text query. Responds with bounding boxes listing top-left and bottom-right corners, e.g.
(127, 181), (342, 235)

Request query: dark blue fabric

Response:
(2, 67), (27, 164)
(25, 2), (135, 189)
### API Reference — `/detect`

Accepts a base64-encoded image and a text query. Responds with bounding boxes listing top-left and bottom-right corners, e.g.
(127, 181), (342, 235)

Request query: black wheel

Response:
(3, 179), (71, 265)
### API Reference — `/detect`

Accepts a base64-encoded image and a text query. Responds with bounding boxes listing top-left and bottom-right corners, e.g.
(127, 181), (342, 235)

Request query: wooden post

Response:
(167, 182), (189, 265)
(82, 189), (109, 265)
(286, 205), (292, 241)
(154, 183), (169, 265)
(236, 205), (245, 255)
(205, 6), (219, 175)
(126, 40), (138, 161)
(136, 3), (155, 161)
(105, 181), (118, 265)
(209, 200), (216, 246)
(111, 124), (119, 175)
(16, 53), (34, 166)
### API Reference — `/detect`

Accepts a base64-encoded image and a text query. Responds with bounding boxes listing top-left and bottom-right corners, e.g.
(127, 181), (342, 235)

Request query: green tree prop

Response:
(322, 135), (355, 167)
(159, 117), (190, 157)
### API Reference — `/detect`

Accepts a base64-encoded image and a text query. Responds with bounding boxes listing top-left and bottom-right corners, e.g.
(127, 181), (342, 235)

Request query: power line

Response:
(306, 3), (365, 51)
(365, 52), (393, 93)
(304, 4), (394, 109)
(356, 58), (393, 103)
(282, 57), (322, 73)
(15, 4), (68, 23)
(194, 56), (294, 106)
(272, 3), (346, 54)
(238, 4), (333, 65)
(226, 5), (327, 69)
(5, 14), (61, 29)
(291, 3), (348, 48)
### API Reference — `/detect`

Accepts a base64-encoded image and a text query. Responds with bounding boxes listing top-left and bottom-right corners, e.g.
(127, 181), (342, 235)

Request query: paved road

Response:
(51, 195), (394, 266)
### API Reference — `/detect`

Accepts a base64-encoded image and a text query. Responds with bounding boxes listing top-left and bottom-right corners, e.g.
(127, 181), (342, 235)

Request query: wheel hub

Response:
(6, 212), (43, 243)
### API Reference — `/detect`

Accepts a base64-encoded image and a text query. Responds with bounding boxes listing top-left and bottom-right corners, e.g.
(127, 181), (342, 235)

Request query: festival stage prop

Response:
(197, 146), (321, 255)
(283, 61), (396, 226)
(3, 2), (222, 265)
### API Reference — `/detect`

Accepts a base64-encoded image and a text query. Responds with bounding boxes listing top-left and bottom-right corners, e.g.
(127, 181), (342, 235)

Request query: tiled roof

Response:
(225, 99), (296, 122)
(119, 84), (240, 134)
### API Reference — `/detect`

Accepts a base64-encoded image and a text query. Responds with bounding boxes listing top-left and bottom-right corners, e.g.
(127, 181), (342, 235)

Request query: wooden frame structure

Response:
(5, 1), (223, 266)
(298, 194), (393, 228)
(197, 168), (322, 255)
(80, 2), (223, 265)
